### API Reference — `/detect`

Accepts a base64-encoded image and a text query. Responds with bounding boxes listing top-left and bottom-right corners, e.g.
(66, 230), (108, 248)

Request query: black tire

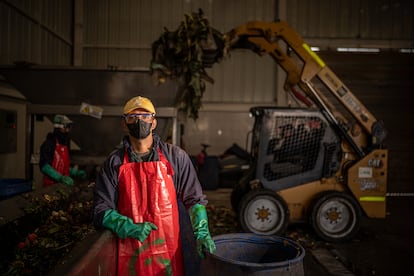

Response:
(311, 191), (361, 242)
(231, 186), (246, 213)
(239, 189), (289, 235)
(230, 164), (255, 212)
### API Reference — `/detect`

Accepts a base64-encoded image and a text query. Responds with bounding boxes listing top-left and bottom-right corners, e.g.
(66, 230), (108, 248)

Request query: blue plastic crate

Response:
(0, 178), (33, 200)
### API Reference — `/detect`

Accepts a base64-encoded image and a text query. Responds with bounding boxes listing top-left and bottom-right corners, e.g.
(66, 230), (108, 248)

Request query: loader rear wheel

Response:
(311, 192), (361, 242)
(239, 189), (289, 235)
(231, 186), (246, 213)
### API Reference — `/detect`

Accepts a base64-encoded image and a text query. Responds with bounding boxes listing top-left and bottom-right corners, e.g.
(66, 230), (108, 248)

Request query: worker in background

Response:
(39, 114), (87, 187)
(92, 96), (215, 275)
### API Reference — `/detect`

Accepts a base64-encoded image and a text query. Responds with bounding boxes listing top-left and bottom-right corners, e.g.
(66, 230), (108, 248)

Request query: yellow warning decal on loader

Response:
(302, 43), (325, 68)
(359, 196), (386, 202)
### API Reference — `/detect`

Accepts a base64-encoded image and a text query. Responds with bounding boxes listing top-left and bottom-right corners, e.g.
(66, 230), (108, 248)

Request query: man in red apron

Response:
(39, 114), (87, 187)
(93, 96), (216, 275)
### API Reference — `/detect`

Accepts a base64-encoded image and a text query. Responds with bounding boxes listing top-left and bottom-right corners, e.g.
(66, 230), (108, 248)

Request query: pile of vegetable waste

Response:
(0, 183), (95, 276)
(206, 205), (241, 236)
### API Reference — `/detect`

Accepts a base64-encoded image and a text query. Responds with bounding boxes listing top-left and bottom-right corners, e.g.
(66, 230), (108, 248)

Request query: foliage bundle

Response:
(150, 9), (225, 119)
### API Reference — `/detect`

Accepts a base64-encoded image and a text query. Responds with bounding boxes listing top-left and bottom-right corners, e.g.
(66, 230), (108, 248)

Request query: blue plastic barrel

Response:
(200, 233), (305, 276)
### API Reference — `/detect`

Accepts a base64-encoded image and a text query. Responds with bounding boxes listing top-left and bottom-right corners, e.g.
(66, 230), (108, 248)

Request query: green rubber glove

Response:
(102, 209), (158, 242)
(77, 170), (87, 179)
(60, 176), (74, 186)
(41, 164), (74, 186)
(70, 167), (87, 179)
(189, 204), (216, 258)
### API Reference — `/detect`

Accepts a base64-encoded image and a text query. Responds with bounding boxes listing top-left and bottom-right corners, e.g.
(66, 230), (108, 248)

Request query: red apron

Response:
(117, 149), (184, 276)
(43, 139), (70, 187)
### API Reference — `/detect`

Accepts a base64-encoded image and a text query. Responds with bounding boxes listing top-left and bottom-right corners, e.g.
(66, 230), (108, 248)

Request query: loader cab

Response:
(250, 107), (342, 191)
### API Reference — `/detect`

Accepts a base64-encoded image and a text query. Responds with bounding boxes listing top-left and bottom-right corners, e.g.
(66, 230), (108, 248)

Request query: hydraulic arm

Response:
(224, 21), (387, 157)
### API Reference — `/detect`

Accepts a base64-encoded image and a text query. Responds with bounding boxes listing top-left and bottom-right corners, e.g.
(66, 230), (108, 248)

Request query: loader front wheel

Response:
(239, 189), (289, 235)
(311, 192), (361, 242)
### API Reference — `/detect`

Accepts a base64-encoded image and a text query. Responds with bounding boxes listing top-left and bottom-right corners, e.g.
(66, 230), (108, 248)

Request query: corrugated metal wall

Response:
(2, 0), (412, 103)
(79, 0), (414, 65)
(0, 0), (413, 156)
(199, 0), (278, 104)
(0, 0), (73, 65)
(83, 0), (181, 68)
(2, 0), (413, 68)
(287, 0), (414, 49)
(81, 0), (277, 104)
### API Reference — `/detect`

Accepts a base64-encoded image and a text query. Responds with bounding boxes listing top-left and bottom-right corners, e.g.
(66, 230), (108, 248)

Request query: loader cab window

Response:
(263, 116), (325, 181)
(250, 110), (264, 161)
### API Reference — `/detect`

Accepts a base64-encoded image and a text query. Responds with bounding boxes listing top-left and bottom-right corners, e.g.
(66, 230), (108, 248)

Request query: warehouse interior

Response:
(1, 0), (414, 275)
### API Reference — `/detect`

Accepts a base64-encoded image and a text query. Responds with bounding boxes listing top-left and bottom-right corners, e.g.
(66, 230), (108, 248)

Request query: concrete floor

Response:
(204, 188), (414, 276)
(204, 189), (233, 208)
(204, 52), (414, 275)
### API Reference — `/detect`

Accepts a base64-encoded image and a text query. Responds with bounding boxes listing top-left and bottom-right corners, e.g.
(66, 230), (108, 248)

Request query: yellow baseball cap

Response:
(123, 96), (156, 114)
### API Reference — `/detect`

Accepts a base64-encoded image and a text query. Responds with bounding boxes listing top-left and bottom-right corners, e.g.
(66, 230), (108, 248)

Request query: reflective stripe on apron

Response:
(43, 139), (70, 187)
(117, 149), (184, 276)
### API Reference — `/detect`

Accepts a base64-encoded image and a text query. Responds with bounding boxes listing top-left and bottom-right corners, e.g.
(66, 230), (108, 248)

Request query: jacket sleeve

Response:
(163, 143), (208, 209)
(39, 134), (55, 170)
(92, 150), (122, 229)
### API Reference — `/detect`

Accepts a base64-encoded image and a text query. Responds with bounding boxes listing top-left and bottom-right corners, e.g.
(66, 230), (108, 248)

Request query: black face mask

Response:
(54, 128), (69, 144)
(126, 120), (152, 139)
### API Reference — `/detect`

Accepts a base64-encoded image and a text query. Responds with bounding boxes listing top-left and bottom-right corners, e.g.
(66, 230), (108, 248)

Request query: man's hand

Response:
(70, 167), (88, 180)
(76, 169), (87, 179)
(42, 164), (73, 186)
(130, 222), (158, 242)
(195, 229), (216, 258)
(102, 209), (158, 242)
(60, 175), (74, 186)
(189, 204), (216, 258)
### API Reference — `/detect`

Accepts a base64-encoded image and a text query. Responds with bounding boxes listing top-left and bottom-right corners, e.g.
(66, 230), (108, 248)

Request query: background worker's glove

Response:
(70, 167), (87, 180)
(102, 209), (158, 242)
(60, 176), (74, 186)
(189, 203), (216, 258)
(41, 164), (74, 186)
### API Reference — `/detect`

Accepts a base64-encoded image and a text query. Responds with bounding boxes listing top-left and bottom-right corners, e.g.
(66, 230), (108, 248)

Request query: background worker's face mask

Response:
(127, 120), (152, 139)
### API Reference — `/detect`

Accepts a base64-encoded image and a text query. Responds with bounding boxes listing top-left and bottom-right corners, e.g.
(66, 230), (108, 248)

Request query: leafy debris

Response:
(206, 204), (327, 251)
(150, 9), (225, 119)
(1, 183), (95, 275)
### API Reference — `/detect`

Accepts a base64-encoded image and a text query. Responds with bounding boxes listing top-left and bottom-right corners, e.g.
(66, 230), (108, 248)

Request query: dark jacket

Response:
(92, 133), (207, 229)
(39, 129), (71, 170)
